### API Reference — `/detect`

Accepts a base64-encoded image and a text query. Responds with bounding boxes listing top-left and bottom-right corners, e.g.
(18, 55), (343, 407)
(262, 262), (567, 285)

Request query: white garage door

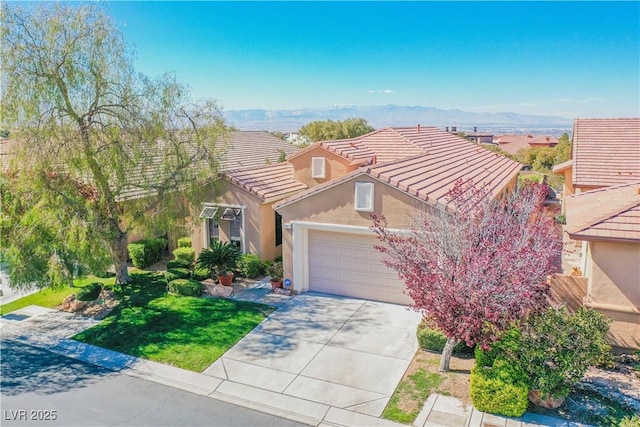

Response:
(308, 230), (413, 305)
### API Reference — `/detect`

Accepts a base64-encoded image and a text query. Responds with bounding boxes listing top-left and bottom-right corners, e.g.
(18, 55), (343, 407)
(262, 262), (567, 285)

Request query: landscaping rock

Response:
(206, 284), (233, 298)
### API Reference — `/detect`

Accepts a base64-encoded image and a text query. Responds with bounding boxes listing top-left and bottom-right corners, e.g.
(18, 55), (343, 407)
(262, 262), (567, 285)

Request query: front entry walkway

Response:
(203, 292), (422, 417)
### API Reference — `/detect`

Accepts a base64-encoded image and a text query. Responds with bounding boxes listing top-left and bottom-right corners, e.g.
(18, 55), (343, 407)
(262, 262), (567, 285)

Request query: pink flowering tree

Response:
(371, 181), (561, 371)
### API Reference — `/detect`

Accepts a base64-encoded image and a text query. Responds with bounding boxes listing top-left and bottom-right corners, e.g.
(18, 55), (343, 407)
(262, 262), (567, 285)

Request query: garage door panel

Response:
(307, 230), (412, 305)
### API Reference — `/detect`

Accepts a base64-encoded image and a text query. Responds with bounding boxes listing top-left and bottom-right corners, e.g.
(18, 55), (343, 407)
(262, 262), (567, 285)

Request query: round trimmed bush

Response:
(177, 237), (192, 248)
(470, 362), (528, 417)
(172, 247), (195, 265)
(191, 267), (210, 281)
(76, 282), (103, 302)
(166, 258), (191, 269)
(165, 267), (190, 283)
(168, 279), (204, 297)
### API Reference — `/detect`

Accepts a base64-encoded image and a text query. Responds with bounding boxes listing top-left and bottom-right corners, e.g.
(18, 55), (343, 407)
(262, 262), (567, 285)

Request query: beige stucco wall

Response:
(586, 240), (640, 349)
(190, 182), (279, 260)
(276, 175), (428, 285)
(289, 146), (359, 189)
(259, 201), (283, 261)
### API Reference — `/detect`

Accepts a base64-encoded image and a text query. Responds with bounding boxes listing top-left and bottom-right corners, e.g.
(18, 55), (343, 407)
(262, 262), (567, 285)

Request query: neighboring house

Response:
(273, 126), (522, 305)
(563, 183), (640, 349)
(551, 118), (640, 350)
(553, 118), (640, 212)
(190, 131), (301, 259)
(464, 130), (494, 144)
(494, 134), (559, 156)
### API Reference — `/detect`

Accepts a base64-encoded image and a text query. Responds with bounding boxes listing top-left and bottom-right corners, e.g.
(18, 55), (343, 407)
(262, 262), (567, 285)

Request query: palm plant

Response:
(196, 240), (240, 278)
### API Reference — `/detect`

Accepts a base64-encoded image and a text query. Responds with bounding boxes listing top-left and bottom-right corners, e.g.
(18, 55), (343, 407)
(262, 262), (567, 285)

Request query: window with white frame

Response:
(229, 211), (242, 251)
(208, 218), (219, 245)
(355, 182), (374, 212)
(311, 157), (326, 179)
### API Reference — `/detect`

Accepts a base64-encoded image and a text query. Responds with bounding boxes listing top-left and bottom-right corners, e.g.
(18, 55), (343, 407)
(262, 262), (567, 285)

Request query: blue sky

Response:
(105, 1), (639, 118)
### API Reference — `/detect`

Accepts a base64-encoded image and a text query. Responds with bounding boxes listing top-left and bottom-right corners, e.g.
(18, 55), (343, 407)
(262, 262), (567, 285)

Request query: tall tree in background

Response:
(554, 132), (571, 165)
(1, 3), (228, 287)
(372, 182), (561, 371)
(299, 117), (374, 142)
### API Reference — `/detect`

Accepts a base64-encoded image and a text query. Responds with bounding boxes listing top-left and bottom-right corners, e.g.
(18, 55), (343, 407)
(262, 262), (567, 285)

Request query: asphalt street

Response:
(1, 339), (310, 427)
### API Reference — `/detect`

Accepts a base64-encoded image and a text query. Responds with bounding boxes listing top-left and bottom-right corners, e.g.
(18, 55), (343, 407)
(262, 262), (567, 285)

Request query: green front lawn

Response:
(73, 271), (273, 372)
(0, 276), (116, 315)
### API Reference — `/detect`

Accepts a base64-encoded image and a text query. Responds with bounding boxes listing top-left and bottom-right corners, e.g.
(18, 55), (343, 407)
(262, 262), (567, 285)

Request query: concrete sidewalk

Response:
(1, 301), (579, 427)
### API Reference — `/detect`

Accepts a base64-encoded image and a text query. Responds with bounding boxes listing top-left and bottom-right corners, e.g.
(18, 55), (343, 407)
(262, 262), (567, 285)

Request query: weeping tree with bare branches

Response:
(1, 3), (228, 287)
(372, 181), (561, 372)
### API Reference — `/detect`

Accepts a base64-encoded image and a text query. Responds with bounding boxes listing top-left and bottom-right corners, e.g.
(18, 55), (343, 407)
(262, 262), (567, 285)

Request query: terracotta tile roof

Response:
(224, 163), (307, 202)
(306, 126), (516, 167)
(493, 134), (558, 156)
(222, 131), (297, 170)
(565, 182), (640, 242)
(316, 128), (423, 164)
(552, 159), (573, 173)
(364, 150), (521, 205)
(572, 118), (640, 187)
(275, 127), (522, 209)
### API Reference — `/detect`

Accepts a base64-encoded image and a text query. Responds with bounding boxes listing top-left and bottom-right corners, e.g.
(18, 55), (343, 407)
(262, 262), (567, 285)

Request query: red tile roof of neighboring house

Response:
(224, 163), (307, 202)
(571, 118), (640, 188)
(276, 127), (522, 209)
(565, 182), (640, 243)
(493, 134), (558, 156)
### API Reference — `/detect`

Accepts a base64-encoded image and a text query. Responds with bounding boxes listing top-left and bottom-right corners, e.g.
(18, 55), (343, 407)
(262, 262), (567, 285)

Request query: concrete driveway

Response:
(203, 292), (422, 417)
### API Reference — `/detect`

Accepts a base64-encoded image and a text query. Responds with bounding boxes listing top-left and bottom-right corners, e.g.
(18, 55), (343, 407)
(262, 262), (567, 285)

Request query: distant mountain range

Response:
(224, 105), (573, 134)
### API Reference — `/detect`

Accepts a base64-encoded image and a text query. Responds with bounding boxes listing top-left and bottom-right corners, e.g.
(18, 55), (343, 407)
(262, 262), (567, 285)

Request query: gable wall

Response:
(191, 182), (266, 258)
(289, 146), (359, 189)
(276, 175), (428, 284)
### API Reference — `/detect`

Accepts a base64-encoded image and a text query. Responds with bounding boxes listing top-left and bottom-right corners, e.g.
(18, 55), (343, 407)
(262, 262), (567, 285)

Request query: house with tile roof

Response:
(494, 134), (559, 156)
(189, 131), (301, 260)
(269, 126), (522, 305)
(551, 118), (640, 349)
(563, 182), (640, 349)
(553, 118), (640, 211)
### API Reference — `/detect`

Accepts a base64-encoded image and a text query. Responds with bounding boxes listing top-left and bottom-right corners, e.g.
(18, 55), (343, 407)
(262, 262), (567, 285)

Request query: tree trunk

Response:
(113, 230), (130, 284)
(439, 337), (460, 372)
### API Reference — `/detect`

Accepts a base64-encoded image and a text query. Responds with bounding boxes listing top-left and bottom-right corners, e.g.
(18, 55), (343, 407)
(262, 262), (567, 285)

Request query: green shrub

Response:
(76, 282), (103, 302)
(165, 267), (190, 282)
(416, 322), (470, 353)
(167, 279), (203, 297)
(191, 267), (210, 281)
(620, 415), (640, 427)
(475, 326), (522, 368)
(518, 307), (612, 400)
(127, 238), (167, 268)
(237, 254), (264, 278)
(172, 247), (195, 265)
(470, 364), (528, 417)
(177, 237), (192, 248)
(166, 258), (191, 269)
